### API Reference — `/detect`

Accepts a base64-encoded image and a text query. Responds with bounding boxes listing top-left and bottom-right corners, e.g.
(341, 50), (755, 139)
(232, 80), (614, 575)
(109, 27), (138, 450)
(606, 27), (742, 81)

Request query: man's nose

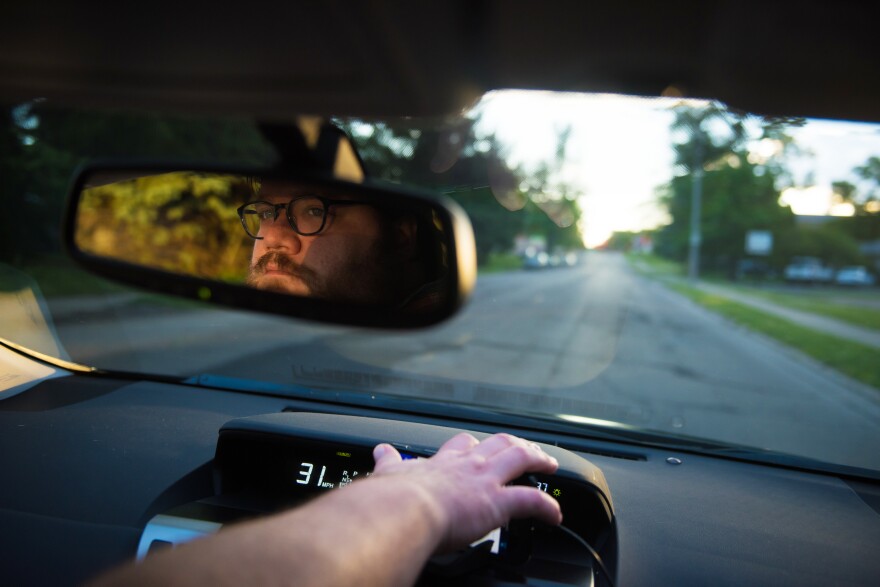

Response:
(260, 216), (303, 253)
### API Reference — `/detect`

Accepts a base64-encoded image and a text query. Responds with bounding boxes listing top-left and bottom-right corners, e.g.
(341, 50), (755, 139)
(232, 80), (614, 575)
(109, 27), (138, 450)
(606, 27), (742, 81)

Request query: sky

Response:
(473, 91), (880, 248)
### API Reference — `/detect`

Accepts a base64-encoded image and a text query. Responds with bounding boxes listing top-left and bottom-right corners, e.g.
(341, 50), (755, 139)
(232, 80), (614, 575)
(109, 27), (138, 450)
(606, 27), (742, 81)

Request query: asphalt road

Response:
(51, 252), (880, 471)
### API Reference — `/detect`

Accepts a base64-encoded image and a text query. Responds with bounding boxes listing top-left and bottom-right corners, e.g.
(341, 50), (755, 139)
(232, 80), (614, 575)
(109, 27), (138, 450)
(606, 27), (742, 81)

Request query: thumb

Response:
(372, 443), (403, 471)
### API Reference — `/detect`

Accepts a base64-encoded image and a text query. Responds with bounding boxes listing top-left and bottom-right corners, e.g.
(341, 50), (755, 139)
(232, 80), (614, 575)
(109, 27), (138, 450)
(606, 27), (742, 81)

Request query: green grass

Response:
(627, 254), (880, 332)
(670, 282), (880, 390)
(721, 285), (880, 331)
(480, 252), (525, 274)
(625, 252), (683, 277)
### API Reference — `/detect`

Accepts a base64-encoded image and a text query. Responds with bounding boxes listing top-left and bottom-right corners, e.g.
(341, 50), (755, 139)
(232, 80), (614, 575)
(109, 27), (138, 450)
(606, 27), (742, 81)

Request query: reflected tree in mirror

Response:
(73, 171), (454, 313)
(76, 172), (255, 282)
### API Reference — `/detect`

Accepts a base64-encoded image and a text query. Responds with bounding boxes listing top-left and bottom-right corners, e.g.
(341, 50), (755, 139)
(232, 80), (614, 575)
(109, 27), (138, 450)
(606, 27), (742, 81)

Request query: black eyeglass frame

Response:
(236, 197), (366, 239)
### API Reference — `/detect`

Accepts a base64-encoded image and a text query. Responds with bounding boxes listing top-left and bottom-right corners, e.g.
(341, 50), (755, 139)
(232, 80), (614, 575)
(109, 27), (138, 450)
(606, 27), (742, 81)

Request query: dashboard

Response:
(1, 367), (879, 585)
(141, 412), (616, 585)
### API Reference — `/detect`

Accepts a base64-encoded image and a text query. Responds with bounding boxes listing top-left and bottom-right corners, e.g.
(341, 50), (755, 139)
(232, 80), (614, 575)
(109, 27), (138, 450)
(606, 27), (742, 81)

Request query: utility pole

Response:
(687, 129), (704, 281)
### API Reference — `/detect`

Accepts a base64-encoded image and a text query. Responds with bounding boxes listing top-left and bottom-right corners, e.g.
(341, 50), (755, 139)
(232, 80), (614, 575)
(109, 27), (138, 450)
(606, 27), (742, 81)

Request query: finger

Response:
(438, 432), (480, 453)
(471, 433), (533, 459)
(372, 443), (402, 472)
(488, 444), (559, 481)
(496, 485), (563, 527)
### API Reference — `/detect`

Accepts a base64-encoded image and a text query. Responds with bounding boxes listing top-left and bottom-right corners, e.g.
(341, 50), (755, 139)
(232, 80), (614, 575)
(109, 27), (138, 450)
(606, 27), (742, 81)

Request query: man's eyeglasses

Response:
(237, 196), (363, 239)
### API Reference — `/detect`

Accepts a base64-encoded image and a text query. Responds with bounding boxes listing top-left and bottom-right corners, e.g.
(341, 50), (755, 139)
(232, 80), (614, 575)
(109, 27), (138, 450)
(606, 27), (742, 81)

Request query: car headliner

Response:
(1, 0), (877, 122)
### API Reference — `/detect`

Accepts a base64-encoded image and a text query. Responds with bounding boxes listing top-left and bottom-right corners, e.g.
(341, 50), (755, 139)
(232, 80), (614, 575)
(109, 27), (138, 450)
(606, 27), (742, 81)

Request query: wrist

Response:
(358, 474), (450, 552)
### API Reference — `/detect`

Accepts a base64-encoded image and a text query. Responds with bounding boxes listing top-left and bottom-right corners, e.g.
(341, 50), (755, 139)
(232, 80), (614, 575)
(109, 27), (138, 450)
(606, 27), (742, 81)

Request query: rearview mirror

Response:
(63, 164), (476, 328)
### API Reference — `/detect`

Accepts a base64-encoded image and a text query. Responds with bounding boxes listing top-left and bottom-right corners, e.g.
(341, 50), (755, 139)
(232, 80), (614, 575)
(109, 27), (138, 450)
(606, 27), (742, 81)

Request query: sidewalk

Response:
(693, 281), (880, 350)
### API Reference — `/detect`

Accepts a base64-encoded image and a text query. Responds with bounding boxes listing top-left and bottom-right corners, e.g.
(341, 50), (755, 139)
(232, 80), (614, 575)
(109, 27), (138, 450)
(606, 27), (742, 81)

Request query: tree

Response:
(831, 181), (857, 205)
(75, 172), (254, 280)
(669, 103), (747, 277)
(825, 157), (880, 242)
(1, 100), (274, 264)
(515, 125), (584, 252)
(854, 156), (880, 218)
(657, 154), (794, 270)
(1, 104), (37, 263)
(855, 156), (880, 190)
(670, 103), (747, 176)
(773, 224), (867, 268)
(339, 116), (583, 265)
(656, 104), (797, 274)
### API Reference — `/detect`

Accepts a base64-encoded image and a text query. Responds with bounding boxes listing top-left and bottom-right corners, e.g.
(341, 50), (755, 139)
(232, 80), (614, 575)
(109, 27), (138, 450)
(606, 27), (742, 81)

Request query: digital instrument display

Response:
(218, 433), (569, 506)
(216, 434), (420, 500)
(287, 448), (419, 490)
(215, 421), (613, 554)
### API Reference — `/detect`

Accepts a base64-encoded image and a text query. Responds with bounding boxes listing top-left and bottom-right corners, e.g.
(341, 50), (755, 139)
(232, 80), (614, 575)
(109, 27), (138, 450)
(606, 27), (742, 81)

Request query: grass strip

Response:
(480, 252), (524, 274)
(625, 252), (683, 277)
(627, 254), (880, 332)
(722, 286), (880, 331)
(670, 282), (880, 390)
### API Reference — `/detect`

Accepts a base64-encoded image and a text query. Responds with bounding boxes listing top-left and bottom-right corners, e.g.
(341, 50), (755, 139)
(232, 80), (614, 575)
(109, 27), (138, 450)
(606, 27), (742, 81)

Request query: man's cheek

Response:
(250, 243), (265, 264)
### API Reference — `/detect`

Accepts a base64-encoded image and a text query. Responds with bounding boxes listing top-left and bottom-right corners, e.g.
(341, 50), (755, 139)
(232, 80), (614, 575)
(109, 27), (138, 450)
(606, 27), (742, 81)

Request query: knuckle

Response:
(494, 433), (518, 446)
(455, 432), (478, 444)
(470, 455), (490, 473)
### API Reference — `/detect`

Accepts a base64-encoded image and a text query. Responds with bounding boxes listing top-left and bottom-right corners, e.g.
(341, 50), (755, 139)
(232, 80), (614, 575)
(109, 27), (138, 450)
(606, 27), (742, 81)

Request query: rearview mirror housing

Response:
(63, 162), (477, 329)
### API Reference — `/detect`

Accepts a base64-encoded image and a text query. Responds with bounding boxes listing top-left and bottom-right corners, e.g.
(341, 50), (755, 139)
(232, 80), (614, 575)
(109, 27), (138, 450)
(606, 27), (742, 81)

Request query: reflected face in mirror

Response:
(244, 181), (423, 306)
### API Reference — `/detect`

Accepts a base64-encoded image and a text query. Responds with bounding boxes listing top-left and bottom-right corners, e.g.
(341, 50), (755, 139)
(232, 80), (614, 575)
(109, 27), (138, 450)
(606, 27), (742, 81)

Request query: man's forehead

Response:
(256, 180), (355, 201)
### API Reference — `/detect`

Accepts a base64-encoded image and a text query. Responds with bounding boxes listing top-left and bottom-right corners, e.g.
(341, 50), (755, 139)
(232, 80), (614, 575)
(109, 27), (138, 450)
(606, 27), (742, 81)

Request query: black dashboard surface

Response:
(1, 374), (879, 585)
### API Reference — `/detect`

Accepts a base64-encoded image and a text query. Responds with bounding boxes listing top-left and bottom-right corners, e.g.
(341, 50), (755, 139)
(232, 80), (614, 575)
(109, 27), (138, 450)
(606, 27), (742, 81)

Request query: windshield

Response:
(2, 92), (879, 473)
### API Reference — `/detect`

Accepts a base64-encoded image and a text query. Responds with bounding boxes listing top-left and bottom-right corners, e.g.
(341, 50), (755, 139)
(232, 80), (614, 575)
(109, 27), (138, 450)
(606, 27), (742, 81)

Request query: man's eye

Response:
(304, 207), (325, 218)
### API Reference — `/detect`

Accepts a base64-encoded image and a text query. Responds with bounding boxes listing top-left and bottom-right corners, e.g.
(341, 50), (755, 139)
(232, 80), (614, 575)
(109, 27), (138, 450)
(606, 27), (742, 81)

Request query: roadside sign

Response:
(745, 230), (773, 256)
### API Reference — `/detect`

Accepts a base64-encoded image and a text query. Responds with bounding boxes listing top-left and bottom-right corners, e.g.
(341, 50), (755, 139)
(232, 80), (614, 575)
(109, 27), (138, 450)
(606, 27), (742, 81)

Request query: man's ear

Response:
(392, 214), (419, 260)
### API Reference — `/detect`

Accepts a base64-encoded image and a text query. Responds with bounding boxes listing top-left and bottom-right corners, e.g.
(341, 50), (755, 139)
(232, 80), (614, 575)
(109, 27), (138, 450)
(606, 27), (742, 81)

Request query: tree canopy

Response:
(2, 101), (588, 272)
(655, 103), (872, 273)
(338, 116), (584, 265)
(1, 101), (274, 264)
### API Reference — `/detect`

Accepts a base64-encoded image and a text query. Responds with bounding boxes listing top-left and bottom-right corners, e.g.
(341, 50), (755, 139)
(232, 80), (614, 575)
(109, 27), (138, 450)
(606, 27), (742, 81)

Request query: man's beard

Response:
(246, 241), (402, 305)
(246, 251), (321, 296)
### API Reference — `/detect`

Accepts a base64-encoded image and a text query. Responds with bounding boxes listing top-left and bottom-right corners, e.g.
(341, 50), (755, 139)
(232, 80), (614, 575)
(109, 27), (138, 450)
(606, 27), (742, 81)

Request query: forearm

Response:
(92, 477), (446, 587)
(90, 434), (560, 587)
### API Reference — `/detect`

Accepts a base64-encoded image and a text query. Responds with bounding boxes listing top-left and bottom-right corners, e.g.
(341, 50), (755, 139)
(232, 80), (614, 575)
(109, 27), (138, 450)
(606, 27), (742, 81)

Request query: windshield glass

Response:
(2, 92), (879, 473)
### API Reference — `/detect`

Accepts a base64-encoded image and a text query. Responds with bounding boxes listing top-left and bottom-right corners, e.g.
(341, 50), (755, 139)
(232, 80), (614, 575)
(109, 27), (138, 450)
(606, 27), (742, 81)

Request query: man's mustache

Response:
(248, 252), (318, 288)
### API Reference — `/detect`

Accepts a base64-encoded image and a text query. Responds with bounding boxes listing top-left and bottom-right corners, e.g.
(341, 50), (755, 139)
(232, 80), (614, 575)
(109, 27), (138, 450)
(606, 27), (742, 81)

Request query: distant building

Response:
(514, 234), (547, 256)
(632, 234), (654, 254)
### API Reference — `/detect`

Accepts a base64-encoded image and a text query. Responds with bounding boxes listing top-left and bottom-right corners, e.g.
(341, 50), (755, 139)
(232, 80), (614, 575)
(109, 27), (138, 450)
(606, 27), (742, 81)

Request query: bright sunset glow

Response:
(579, 217), (614, 249)
(475, 91), (880, 246)
(476, 92), (676, 247)
(779, 186), (856, 217)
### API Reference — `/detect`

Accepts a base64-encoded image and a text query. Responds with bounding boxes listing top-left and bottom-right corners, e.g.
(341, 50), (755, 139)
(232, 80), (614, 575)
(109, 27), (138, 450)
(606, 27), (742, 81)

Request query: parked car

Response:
(835, 266), (876, 287)
(523, 250), (550, 269)
(784, 256), (835, 284)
